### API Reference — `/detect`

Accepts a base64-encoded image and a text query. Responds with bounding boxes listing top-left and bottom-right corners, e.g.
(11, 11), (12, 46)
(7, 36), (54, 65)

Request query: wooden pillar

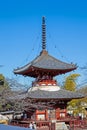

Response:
(45, 109), (48, 120)
(35, 110), (38, 121)
(55, 108), (60, 119)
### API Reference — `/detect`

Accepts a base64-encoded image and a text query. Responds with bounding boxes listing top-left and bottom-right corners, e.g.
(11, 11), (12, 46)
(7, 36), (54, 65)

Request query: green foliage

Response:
(0, 74), (12, 111)
(63, 74), (87, 117)
(67, 99), (80, 108)
(0, 105), (3, 110)
(0, 74), (5, 85)
(6, 104), (12, 110)
(63, 74), (80, 91)
(67, 98), (87, 116)
(0, 74), (5, 80)
(0, 74), (9, 89)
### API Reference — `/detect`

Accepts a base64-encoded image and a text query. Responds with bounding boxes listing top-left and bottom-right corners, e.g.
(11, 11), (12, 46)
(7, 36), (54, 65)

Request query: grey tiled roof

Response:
(32, 52), (76, 70)
(18, 89), (83, 100)
(14, 50), (77, 77)
(26, 89), (83, 99)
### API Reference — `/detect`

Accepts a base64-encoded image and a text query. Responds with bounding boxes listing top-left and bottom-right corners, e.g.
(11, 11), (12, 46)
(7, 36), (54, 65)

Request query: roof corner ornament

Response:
(42, 16), (46, 50)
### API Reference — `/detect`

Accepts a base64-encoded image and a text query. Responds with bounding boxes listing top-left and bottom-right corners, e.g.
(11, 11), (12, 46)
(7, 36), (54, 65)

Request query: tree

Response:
(0, 74), (14, 111)
(0, 74), (5, 85)
(67, 98), (87, 117)
(64, 74), (87, 117)
(63, 74), (80, 91)
(0, 76), (44, 112)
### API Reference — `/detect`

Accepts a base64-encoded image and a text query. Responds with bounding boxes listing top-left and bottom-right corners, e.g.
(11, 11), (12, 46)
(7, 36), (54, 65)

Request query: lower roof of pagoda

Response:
(14, 50), (77, 78)
(15, 85), (84, 101)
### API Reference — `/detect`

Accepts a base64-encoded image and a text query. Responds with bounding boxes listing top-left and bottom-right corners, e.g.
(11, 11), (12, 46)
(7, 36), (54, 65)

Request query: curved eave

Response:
(14, 50), (77, 77)
(14, 66), (77, 78)
(15, 89), (84, 100)
(27, 89), (84, 99)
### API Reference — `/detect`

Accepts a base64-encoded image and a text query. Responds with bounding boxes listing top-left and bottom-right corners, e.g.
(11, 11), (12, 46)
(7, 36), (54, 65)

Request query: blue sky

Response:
(0, 0), (87, 86)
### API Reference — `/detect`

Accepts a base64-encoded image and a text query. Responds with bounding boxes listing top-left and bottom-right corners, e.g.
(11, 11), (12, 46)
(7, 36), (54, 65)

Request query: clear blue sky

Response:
(0, 0), (87, 86)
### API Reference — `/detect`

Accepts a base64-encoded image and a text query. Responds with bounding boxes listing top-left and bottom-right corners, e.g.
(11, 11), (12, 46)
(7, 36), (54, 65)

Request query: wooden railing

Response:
(9, 118), (87, 130)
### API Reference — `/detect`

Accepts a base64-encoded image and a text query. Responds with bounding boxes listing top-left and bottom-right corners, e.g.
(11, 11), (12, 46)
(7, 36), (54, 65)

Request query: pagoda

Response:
(14, 17), (83, 121)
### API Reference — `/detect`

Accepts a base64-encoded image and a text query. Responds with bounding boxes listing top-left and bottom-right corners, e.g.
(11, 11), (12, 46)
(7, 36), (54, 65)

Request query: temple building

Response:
(14, 17), (83, 121)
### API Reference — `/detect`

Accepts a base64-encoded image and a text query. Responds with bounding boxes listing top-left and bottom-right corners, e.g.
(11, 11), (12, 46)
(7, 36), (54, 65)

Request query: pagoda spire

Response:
(42, 16), (46, 50)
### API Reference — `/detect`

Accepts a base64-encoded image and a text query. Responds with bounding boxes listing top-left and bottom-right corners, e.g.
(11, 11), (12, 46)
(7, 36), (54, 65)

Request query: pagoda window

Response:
(48, 83), (52, 86)
(41, 84), (46, 86)
(53, 84), (56, 86)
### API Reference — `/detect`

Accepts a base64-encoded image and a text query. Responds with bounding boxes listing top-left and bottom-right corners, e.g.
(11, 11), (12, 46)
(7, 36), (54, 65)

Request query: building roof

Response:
(10, 86), (84, 111)
(28, 89), (83, 100)
(14, 17), (77, 78)
(16, 88), (83, 100)
(14, 50), (77, 78)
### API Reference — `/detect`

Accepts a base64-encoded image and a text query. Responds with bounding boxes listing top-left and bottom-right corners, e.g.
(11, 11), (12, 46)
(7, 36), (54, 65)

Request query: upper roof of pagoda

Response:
(14, 17), (77, 78)
(14, 50), (77, 77)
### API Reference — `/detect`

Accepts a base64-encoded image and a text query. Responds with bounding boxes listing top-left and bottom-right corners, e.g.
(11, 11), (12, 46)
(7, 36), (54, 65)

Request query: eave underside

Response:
(14, 50), (77, 78)
(14, 66), (76, 78)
